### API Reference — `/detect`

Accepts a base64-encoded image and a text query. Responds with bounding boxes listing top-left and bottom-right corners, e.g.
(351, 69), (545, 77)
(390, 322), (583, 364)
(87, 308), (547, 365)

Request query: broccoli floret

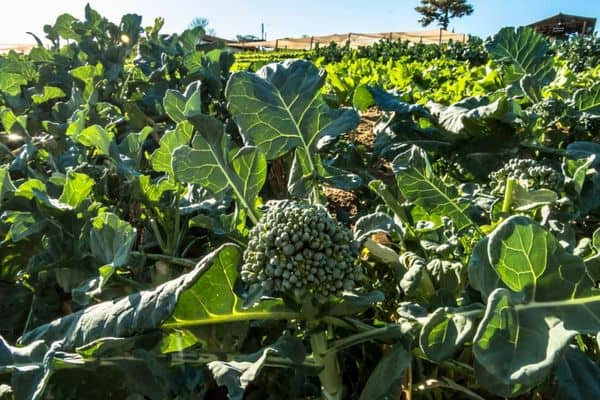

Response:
(530, 98), (567, 123)
(489, 158), (564, 194)
(241, 200), (361, 303)
(578, 112), (600, 135)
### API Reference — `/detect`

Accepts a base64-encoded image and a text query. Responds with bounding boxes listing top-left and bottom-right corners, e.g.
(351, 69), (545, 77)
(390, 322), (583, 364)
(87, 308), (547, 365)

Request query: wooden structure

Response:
(528, 13), (596, 38)
(0, 43), (35, 55)
(200, 34), (231, 45)
(227, 29), (467, 51)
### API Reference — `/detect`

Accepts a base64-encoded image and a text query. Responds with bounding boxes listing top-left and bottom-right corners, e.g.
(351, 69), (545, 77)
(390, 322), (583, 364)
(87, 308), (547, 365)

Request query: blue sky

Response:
(1, 1), (599, 43)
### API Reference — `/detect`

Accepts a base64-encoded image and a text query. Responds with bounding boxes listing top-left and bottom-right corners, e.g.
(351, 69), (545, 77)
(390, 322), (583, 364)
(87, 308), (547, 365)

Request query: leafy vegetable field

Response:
(1, 6), (600, 400)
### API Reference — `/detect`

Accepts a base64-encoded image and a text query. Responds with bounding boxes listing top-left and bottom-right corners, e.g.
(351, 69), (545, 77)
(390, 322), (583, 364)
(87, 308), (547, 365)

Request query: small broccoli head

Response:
(488, 158), (564, 194)
(242, 200), (362, 303)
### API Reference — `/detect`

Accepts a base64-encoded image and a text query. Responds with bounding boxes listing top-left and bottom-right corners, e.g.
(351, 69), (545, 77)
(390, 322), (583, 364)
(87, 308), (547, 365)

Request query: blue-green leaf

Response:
(472, 216), (600, 396)
(90, 212), (136, 272)
(486, 27), (554, 85)
(391, 146), (474, 232)
(19, 245), (297, 351)
(226, 60), (359, 194)
(359, 345), (410, 400)
(1, 211), (47, 243)
(553, 346), (600, 400)
(172, 115), (265, 223)
(420, 304), (484, 362)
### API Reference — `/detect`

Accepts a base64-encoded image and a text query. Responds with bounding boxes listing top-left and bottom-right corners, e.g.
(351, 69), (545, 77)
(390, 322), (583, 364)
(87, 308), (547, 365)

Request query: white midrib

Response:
(274, 90), (319, 175)
(514, 294), (600, 311)
(203, 137), (259, 224)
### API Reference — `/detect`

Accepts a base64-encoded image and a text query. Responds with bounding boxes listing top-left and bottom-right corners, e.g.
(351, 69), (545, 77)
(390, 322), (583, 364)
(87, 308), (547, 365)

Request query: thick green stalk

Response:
(502, 177), (515, 213)
(310, 329), (343, 400)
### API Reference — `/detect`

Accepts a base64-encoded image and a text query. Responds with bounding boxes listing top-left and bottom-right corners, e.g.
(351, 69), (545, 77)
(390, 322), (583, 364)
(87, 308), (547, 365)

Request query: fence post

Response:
(439, 28), (443, 45)
(275, 39), (279, 50)
(310, 36), (314, 50)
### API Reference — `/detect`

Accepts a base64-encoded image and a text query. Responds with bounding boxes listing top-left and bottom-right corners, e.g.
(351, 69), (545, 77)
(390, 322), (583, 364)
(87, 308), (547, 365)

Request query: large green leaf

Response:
(510, 183), (558, 211)
(31, 86), (66, 104)
(0, 107), (28, 134)
(368, 179), (414, 236)
(69, 124), (114, 155)
(519, 74), (543, 103)
(227, 60), (359, 159)
(467, 237), (506, 298)
(0, 72), (28, 96)
(391, 146), (474, 232)
(419, 304), (484, 362)
(574, 82), (600, 113)
(18, 246), (229, 350)
(70, 64), (103, 102)
(472, 216), (600, 396)
(0, 337), (61, 400)
(1, 211), (47, 243)
(359, 344), (410, 400)
(486, 26), (555, 85)
(163, 81), (202, 123)
(162, 243), (297, 329)
(226, 60), (359, 194)
(207, 336), (307, 400)
(89, 212), (136, 285)
(171, 115), (266, 224)
(428, 96), (514, 138)
(553, 346), (600, 400)
(117, 126), (153, 161)
(19, 245), (297, 351)
(584, 227), (600, 283)
(150, 120), (193, 176)
(59, 171), (94, 208)
(0, 167), (15, 203)
(46, 13), (80, 41)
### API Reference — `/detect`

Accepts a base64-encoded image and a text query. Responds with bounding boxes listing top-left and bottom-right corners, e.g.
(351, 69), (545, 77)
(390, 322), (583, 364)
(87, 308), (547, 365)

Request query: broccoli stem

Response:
(502, 177), (515, 213)
(310, 328), (343, 399)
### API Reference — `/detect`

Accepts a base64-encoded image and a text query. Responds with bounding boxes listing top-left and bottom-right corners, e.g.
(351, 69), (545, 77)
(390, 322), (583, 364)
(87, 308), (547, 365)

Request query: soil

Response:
(324, 186), (359, 218)
(324, 108), (391, 220)
(348, 107), (380, 148)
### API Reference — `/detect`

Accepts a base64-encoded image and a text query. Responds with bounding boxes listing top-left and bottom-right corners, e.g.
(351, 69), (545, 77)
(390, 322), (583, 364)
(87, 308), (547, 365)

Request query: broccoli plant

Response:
(241, 200), (364, 399)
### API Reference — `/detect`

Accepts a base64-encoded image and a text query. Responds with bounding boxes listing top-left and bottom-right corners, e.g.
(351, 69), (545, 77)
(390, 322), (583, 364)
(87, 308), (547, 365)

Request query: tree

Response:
(189, 17), (216, 36)
(415, 0), (474, 30)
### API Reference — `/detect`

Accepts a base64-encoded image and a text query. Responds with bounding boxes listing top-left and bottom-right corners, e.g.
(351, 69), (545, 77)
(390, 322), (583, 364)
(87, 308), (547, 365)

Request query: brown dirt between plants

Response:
(324, 108), (383, 219)
(348, 107), (380, 148)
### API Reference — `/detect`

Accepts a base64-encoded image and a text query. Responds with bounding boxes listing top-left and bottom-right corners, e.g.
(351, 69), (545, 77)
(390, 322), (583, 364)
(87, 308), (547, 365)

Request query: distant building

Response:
(528, 13), (596, 38)
(200, 34), (231, 45)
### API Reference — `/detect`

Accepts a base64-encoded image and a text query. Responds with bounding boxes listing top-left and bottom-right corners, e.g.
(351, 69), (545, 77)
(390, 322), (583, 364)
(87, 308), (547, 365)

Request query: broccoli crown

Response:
(489, 158), (564, 194)
(242, 200), (361, 303)
(530, 98), (567, 122)
(578, 112), (600, 134)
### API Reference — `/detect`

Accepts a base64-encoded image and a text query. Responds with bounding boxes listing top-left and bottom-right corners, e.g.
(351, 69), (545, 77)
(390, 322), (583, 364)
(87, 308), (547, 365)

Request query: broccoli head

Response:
(242, 200), (362, 303)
